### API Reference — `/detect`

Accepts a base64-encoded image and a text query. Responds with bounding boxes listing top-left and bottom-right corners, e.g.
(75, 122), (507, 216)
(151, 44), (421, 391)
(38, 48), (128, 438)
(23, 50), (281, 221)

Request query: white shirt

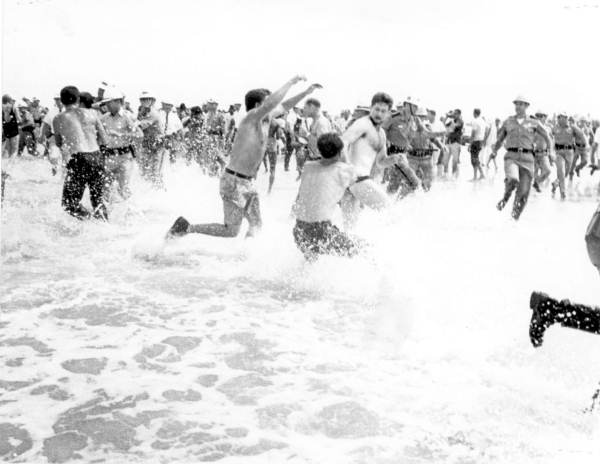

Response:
(294, 160), (356, 222)
(471, 116), (486, 142)
(158, 109), (183, 136)
(594, 126), (600, 145)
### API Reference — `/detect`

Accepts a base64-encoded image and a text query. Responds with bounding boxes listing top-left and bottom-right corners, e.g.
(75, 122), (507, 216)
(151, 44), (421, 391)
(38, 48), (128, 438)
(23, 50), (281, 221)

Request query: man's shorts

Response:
(469, 141), (483, 167)
(219, 170), (261, 228)
(293, 219), (361, 260)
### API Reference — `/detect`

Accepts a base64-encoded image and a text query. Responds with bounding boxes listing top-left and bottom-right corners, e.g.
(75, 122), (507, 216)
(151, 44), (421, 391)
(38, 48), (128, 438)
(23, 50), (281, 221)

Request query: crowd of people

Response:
(2, 77), (600, 352)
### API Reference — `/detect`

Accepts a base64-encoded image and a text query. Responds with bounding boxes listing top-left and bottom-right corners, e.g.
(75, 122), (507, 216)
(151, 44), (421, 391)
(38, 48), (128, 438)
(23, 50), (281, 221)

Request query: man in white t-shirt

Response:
(293, 132), (362, 260)
(469, 108), (487, 180)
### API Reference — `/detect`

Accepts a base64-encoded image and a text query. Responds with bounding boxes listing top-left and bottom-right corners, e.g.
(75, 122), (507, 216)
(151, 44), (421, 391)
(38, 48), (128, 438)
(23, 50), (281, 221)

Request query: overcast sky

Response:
(2, 0), (599, 118)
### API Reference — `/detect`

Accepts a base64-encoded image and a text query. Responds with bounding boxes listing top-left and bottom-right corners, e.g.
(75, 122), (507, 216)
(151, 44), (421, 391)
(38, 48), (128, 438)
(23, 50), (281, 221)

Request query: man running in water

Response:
(491, 95), (552, 220)
(550, 111), (587, 200)
(166, 75), (320, 238)
(532, 110), (553, 192)
(53, 86), (109, 220)
(340, 92), (402, 228)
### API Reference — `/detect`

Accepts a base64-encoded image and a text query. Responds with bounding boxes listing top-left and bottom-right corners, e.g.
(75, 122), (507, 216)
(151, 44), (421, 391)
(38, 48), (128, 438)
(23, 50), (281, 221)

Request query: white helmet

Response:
(415, 106), (428, 117)
(139, 91), (156, 100)
(100, 87), (124, 104)
(513, 95), (530, 106)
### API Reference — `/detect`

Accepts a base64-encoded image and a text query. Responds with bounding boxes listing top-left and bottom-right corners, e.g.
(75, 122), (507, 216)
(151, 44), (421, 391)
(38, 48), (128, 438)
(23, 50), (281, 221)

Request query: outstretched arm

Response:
(281, 83), (322, 112)
(250, 75), (307, 120)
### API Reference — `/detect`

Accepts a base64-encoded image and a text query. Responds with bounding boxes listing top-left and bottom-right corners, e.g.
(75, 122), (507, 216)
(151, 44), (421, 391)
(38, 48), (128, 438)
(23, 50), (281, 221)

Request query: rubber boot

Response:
(497, 178), (518, 211)
(511, 193), (529, 221)
(529, 291), (600, 347)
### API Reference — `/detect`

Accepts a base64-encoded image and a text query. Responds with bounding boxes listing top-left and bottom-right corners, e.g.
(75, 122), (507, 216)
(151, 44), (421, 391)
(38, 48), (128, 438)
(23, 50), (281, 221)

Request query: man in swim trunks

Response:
(339, 92), (403, 229)
(53, 86), (109, 220)
(166, 75), (321, 238)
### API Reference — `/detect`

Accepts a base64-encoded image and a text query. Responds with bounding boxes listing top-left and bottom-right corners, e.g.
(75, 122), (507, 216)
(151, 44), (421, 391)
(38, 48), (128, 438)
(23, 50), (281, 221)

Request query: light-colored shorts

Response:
(219, 171), (261, 228)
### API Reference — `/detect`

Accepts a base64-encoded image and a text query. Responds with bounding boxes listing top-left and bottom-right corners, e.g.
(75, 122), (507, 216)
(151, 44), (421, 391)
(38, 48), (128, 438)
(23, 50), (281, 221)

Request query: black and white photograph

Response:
(1, 0), (600, 462)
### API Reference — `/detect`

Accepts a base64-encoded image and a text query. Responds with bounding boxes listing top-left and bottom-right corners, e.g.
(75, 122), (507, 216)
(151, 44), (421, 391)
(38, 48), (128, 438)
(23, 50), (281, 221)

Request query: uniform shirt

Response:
(158, 109), (183, 136)
(409, 120), (434, 149)
(383, 114), (414, 149)
(293, 160), (356, 222)
(205, 112), (226, 135)
(552, 124), (586, 147)
(500, 115), (543, 149)
(138, 107), (164, 141)
(533, 122), (552, 151)
(101, 109), (138, 149)
(470, 116), (486, 142)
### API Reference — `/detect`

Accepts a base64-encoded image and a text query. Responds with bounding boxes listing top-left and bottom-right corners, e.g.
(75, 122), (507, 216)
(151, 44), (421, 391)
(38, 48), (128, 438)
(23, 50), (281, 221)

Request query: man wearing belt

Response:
(137, 91), (165, 187)
(531, 110), (553, 193)
(381, 98), (420, 195)
(167, 75), (320, 239)
(340, 92), (403, 229)
(100, 87), (142, 200)
(53, 86), (109, 220)
(407, 107), (444, 191)
(491, 95), (552, 220)
(569, 117), (590, 180)
(550, 111), (587, 200)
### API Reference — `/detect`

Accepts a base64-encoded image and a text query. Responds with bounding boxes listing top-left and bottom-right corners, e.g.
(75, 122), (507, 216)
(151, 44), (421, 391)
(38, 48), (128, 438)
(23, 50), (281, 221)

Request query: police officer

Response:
(550, 111), (587, 200)
(100, 87), (142, 200)
(137, 91), (165, 187)
(406, 107), (444, 191)
(491, 95), (552, 220)
(381, 97), (421, 195)
(532, 109), (553, 192)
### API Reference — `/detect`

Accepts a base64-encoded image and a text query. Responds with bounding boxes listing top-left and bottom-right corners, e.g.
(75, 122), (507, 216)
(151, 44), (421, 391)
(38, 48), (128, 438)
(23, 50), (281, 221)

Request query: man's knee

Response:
(223, 223), (241, 237)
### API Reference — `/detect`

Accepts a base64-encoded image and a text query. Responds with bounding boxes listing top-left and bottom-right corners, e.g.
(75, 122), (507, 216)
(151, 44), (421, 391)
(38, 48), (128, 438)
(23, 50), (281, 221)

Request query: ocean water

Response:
(1, 155), (599, 463)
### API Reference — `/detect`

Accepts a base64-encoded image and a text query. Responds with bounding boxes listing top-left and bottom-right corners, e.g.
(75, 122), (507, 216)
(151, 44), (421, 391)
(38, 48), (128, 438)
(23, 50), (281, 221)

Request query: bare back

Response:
(53, 108), (102, 155)
(226, 111), (271, 177)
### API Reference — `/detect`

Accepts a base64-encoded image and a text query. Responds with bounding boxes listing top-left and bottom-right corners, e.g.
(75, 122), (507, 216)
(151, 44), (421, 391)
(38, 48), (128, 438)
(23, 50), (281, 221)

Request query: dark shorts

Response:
(293, 220), (361, 260)
(266, 150), (277, 171)
(469, 141), (483, 167)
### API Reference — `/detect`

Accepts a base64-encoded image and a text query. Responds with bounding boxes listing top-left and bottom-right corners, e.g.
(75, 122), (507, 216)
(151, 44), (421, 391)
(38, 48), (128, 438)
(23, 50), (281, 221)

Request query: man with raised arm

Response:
(166, 75), (321, 239)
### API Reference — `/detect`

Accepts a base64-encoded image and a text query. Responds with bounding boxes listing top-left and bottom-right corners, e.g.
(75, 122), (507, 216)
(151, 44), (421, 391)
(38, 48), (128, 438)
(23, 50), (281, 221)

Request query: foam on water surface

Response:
(1, 156), (599, 463)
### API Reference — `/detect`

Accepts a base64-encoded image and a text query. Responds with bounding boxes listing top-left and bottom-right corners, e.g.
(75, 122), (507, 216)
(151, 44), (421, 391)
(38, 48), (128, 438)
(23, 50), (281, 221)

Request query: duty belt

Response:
(103, 145), (134, 156)
(506, 147), (534, 154)
(388, 145), (408, 154)
(554, 144), (574, 150)
(409, 148), (434, 158)
(225, 167), (255, 180)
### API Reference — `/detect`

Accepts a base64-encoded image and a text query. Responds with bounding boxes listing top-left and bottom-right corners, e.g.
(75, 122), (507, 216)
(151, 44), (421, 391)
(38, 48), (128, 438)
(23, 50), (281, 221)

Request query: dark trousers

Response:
(62, 152), (108, 220)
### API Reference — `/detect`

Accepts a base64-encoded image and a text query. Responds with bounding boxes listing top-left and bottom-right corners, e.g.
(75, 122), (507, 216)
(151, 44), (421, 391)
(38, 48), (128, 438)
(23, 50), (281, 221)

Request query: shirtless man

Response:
(167, 75), (320, 238)
(52, 86), (109, 220)
(340, 92), (402, 228)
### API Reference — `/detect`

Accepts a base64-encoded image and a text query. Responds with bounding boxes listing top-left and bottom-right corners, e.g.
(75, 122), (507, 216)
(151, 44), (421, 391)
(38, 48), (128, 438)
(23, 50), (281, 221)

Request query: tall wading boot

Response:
(497, 178), (518, 211)
(529, 291), (600, 347)
(511, 194), (528, 221)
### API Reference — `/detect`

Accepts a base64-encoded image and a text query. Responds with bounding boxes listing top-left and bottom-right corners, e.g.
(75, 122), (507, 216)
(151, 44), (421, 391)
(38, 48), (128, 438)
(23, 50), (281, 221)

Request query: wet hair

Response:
(455, 109), (462, 115)
(305, 98), (321, 108)
(179, 103), (187, 110)
(190, 106), (203, 115)
(60, 86), (80, 106)
(473, 108), (481, 117)
(371, 92), (393, 109)
(79, 92), (95, 109)
(2, 94), (12, 104)
(244, 89), (271, 111)
(317, 133), (344, 159)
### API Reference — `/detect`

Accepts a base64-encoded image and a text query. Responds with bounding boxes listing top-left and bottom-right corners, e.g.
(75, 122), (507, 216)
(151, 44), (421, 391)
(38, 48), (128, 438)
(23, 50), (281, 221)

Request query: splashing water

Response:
(1, 156), (599, 463)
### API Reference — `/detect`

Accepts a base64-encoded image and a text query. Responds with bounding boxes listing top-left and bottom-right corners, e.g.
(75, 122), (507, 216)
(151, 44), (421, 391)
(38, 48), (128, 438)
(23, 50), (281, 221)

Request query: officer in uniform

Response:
(381, 97), (421, 195)
(550, 111), (587, 200)
(532, 109), (553, 192)
(491, 95), (552, 220)
(406, 107), (444, 191)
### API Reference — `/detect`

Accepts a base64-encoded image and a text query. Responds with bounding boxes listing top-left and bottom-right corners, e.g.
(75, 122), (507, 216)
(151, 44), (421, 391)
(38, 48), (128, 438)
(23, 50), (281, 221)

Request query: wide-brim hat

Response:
(513, 95), (530, 105)
(139, 91), (156, 100)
